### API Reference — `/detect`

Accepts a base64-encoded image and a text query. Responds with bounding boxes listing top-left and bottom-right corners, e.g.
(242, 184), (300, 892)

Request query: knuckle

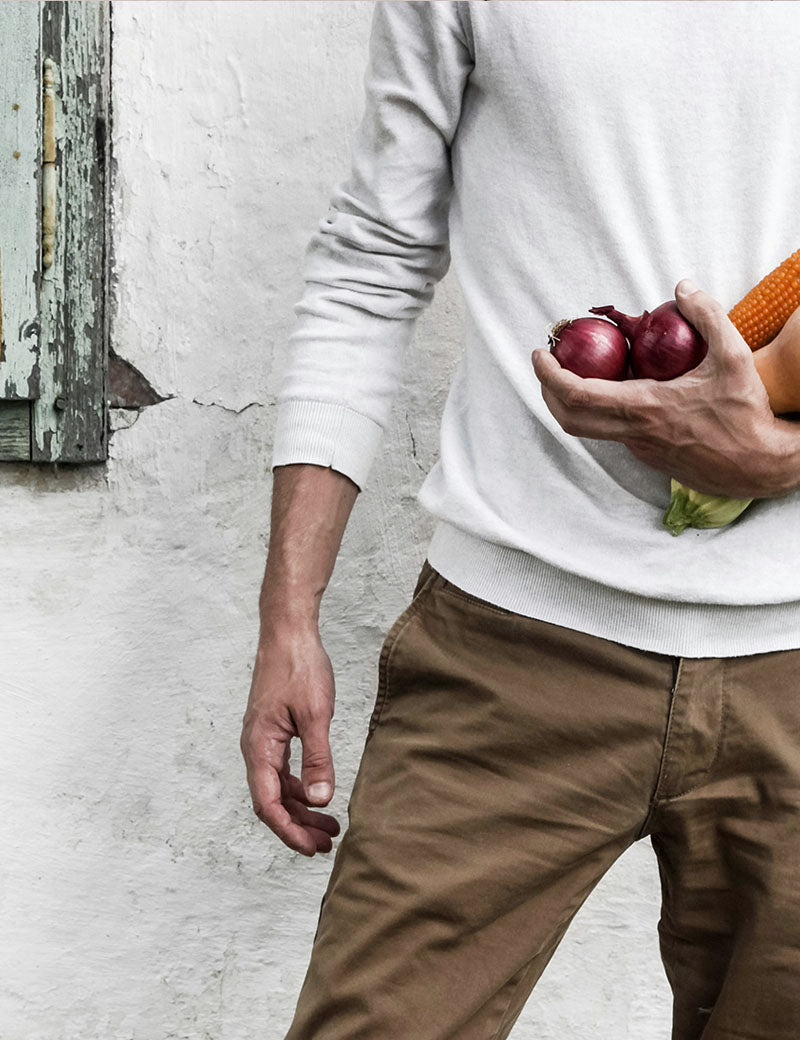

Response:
(722, 349), (749, 376)
(692, 294), (716, 317)
(240, 732), (257, 764)
(302, 746), (332, 771)
(239, 723), (263, 759)
(295, 698), (333, 730)
(704, 308), (726, 338)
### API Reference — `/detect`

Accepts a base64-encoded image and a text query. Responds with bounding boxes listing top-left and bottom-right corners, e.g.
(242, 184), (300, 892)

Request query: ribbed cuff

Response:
(270, 398), (385, 492)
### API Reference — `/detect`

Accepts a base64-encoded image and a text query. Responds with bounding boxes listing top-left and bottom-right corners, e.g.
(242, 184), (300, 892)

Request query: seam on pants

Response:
(368, 613), (420, 738)
(366, 569), (439, 739)
(658, 657), (730, 802)
(634, 656), (683, 840)
(486, 880), (606, 1040)
(488, 956), (540, 1040)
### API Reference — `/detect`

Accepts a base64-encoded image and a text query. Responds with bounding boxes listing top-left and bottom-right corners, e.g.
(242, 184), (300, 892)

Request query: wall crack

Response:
(191, 398), (264, 415)
(404, 411), (424, 473)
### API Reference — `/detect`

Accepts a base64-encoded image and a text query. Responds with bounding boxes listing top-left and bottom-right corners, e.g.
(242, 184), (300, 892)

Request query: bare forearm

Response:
(261, 463), (360, 630)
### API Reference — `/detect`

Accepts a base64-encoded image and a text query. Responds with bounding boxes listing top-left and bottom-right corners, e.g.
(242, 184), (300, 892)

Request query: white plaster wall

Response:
(0, 2), (672, 1036)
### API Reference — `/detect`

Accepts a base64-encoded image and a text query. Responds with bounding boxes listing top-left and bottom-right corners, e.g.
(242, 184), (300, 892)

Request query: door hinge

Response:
(42, 57), (57, 270)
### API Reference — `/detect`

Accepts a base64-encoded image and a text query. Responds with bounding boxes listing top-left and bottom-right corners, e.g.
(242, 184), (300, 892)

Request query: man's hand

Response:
(531, 279), (798, 499)
(240, 622), (340, 857)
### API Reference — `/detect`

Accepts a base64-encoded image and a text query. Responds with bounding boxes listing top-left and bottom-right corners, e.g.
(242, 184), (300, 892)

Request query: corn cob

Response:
(727, 246), (800, 350)
(664, 246), (800, 535)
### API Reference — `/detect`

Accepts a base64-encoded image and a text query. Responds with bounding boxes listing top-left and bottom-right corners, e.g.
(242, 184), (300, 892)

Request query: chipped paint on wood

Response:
(41, 56), (56, 270)
(0, 2), (41, 396)
(0, 1), (108, 462)
(0, 399), (31, 458)
(34, 0), (109, 462)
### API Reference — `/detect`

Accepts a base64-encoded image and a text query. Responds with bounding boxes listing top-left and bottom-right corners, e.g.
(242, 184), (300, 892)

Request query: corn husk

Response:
(662, 479), (754, 536)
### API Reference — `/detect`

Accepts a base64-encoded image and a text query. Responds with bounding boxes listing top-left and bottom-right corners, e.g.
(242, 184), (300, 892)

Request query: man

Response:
(240, 2), (800, 1036)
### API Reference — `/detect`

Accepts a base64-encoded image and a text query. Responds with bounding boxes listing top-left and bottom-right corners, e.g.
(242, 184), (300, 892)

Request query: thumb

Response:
(298, 715), (335, 805)
(674, 278), (747, 358)
(674, 278), (718, 332)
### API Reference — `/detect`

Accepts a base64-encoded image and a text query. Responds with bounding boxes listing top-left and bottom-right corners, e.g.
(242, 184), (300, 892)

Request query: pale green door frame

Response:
(0, 1), (109, 463)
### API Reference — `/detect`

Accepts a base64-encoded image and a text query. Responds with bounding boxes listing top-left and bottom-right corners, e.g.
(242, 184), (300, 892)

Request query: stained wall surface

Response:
(0, 3), (671, 1036)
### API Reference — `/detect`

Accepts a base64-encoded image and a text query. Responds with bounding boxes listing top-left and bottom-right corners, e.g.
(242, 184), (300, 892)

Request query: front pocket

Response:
(366, 563), (440, 740)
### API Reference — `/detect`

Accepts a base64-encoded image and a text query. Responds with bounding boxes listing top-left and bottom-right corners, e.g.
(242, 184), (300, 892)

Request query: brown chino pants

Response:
(283, 559), (800, 1040)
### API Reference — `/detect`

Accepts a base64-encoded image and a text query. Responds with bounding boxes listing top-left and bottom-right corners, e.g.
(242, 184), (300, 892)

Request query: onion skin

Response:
(589, 300), (707, 380)
(547, 316), (628, 381)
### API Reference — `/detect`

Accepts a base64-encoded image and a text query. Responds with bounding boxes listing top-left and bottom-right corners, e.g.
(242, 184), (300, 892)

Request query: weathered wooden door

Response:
(0, 2), (109, 463)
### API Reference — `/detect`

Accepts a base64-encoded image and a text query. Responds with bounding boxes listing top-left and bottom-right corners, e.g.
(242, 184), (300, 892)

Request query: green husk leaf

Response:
(662, 478), (754, 536)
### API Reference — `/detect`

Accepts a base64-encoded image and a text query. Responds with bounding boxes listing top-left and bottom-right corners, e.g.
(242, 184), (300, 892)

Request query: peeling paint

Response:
(0, 2), (40, 395)
(33, 2), (110, 461)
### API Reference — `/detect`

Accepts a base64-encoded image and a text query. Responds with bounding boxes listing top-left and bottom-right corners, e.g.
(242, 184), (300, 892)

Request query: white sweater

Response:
(271, 0), (800, 657)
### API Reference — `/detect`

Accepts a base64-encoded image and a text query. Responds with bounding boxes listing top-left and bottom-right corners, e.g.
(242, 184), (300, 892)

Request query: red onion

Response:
(547, 316), (628, 380)
(588, 300), (707, 380)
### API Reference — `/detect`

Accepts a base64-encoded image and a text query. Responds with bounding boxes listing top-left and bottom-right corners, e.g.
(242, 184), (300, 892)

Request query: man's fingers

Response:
(246, 759), (339, 855)
(242, 704), (336, 853)
(297, 713), (335, 806)
(674, 279), (722, 343)
(247, 769), (316, 856)
(285, 798), (341, 840)
(532, 349), (599, 407)
(536, 372), (651, 441)
(287, 800), (341, 837)
(673, 280), (750, 366)
(284, 773), (340, 833)
(242, 724), (318, 856)
(532, 349), (647, 415)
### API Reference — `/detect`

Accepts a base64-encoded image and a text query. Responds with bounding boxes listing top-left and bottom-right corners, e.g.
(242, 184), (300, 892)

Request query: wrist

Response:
(258, 609), (320, 647)
(259, 562), (325, 629)
(259, 593), (321, 631)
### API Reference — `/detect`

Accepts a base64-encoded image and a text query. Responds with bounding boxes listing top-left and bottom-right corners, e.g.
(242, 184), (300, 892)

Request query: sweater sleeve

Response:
(270, 0), (474, 492)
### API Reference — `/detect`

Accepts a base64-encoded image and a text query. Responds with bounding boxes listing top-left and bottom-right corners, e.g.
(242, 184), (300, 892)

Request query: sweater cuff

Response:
(270, 398), (385, 492)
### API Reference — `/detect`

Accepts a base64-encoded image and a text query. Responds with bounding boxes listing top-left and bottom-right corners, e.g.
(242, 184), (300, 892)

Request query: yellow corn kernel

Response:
(727, 246), (800, 350)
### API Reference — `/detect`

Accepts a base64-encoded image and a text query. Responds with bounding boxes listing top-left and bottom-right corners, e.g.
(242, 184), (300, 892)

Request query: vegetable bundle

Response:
(665, 250), (800, 534)
(545, 247), (800, 534)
